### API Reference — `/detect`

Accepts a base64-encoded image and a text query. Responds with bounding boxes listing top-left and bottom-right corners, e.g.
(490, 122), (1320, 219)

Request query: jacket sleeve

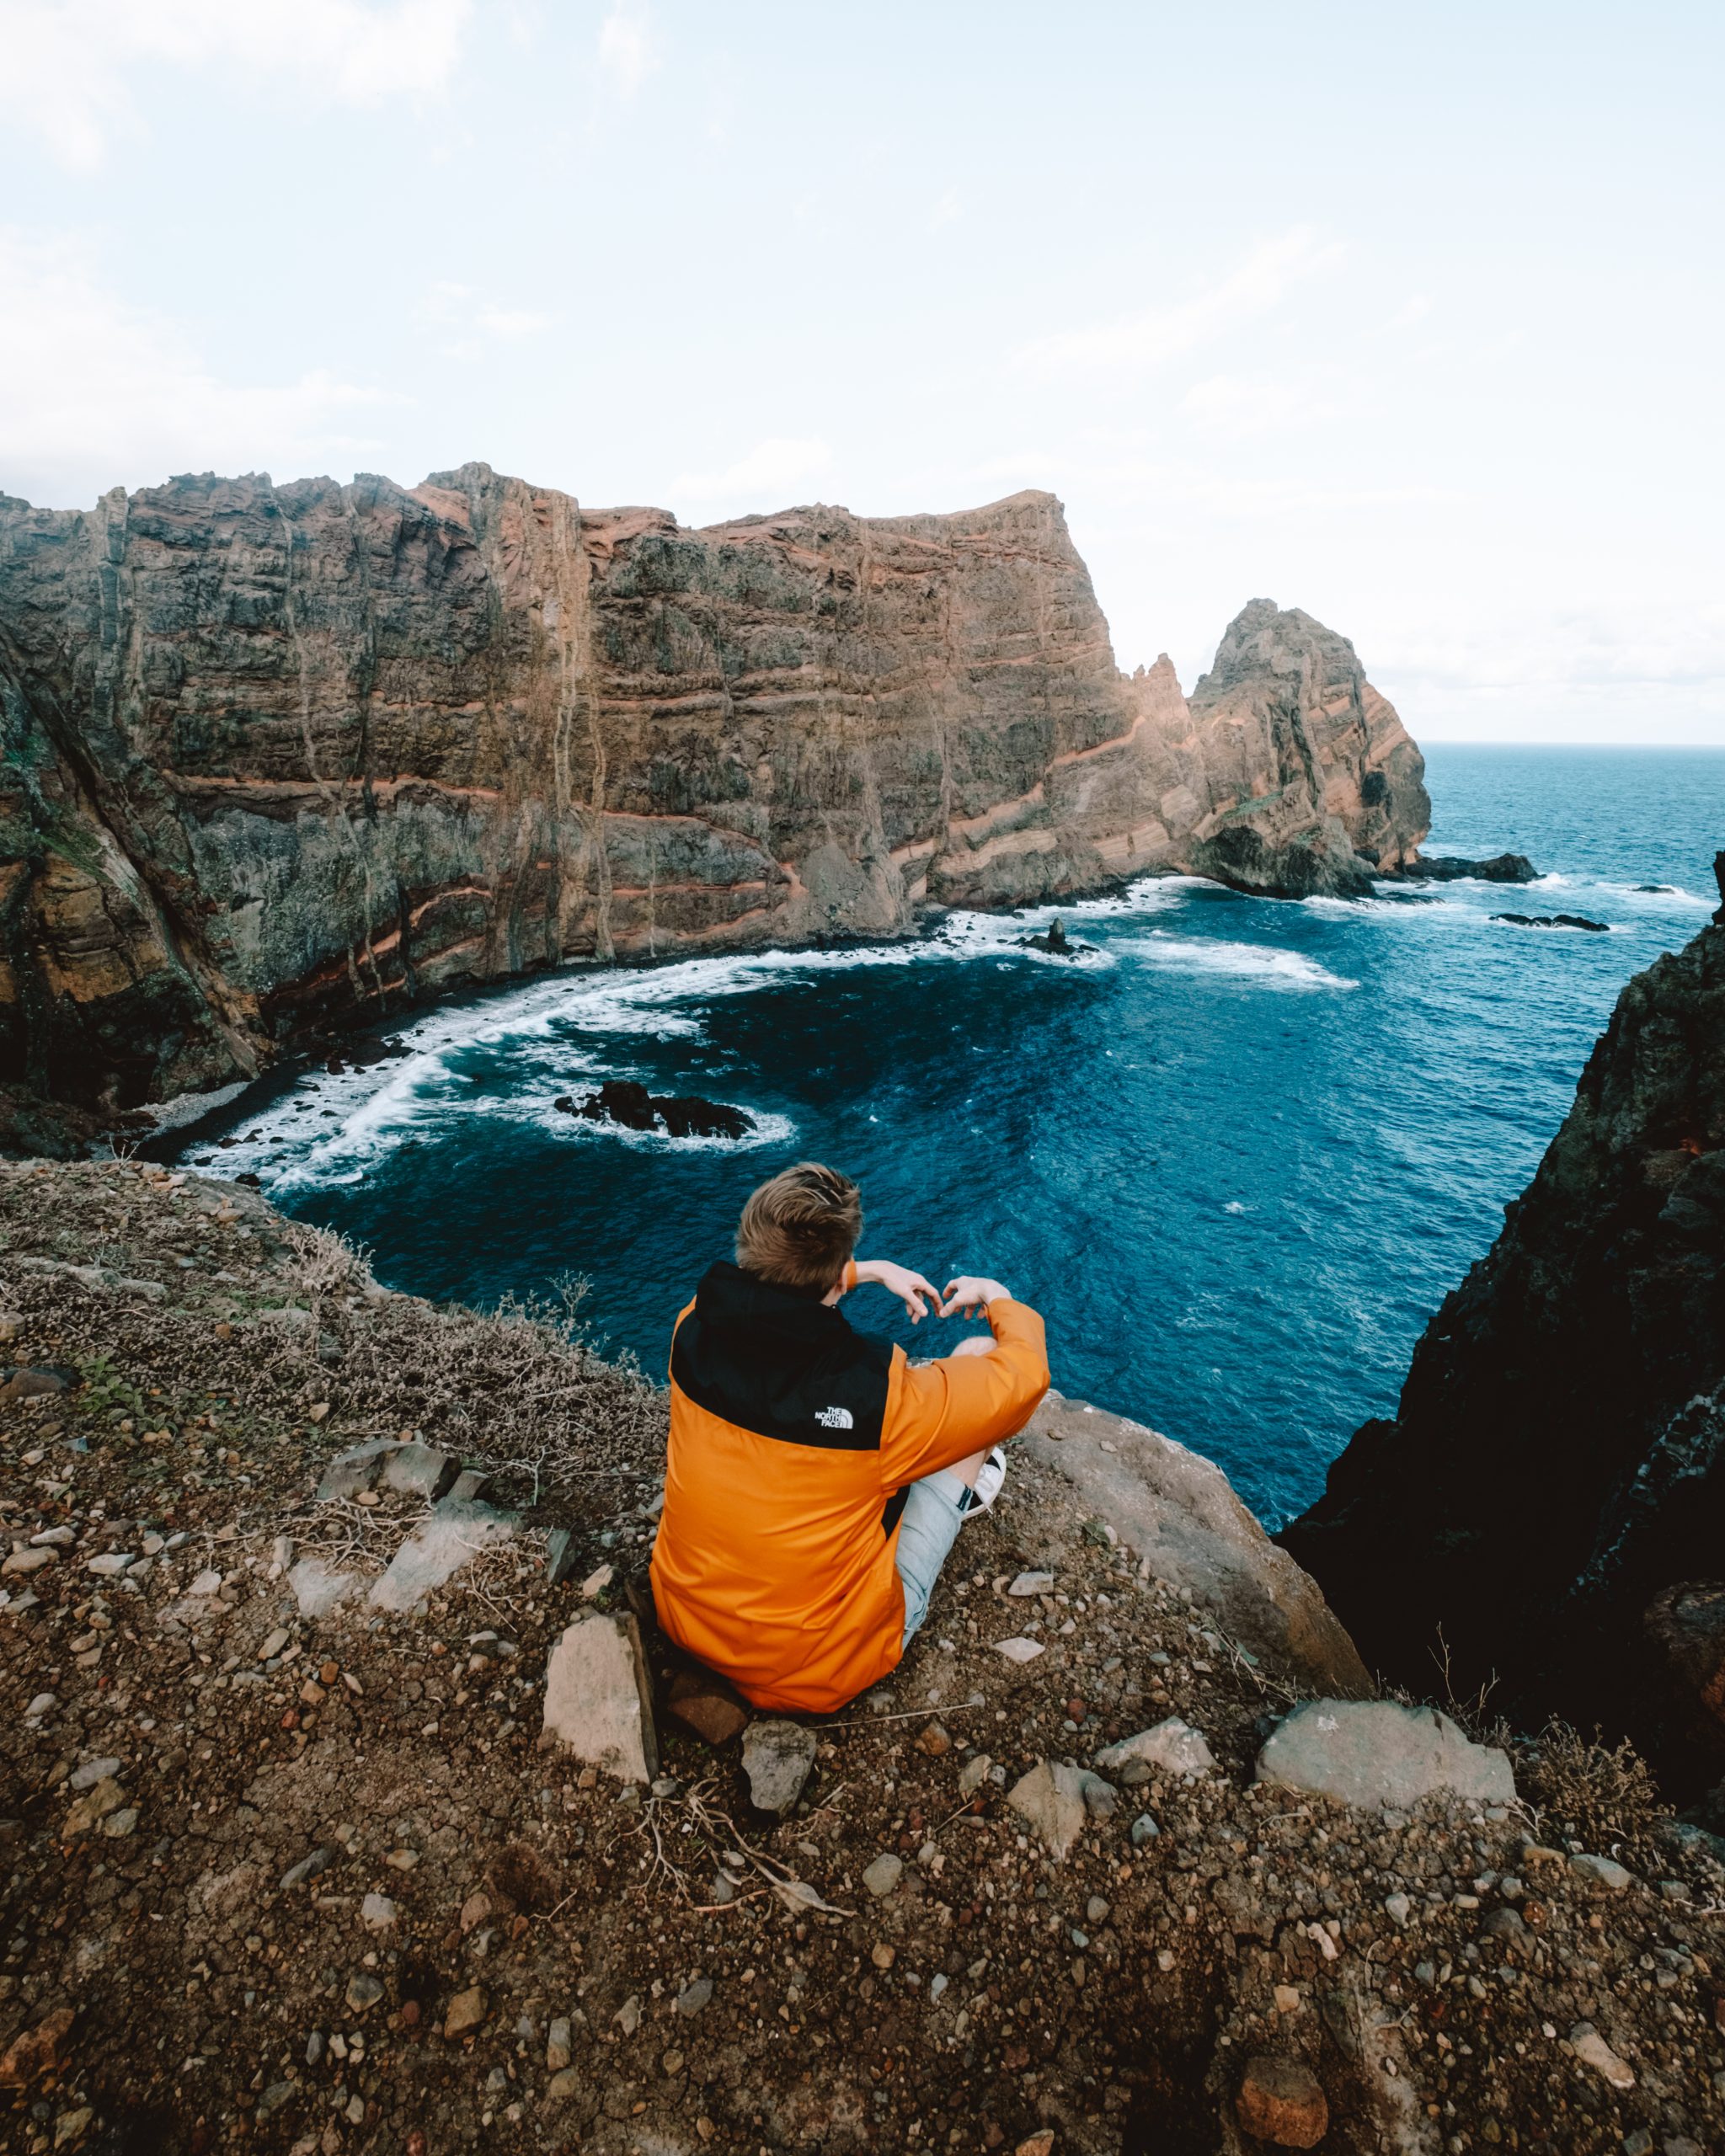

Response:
(879, 1299), (1050, 1490)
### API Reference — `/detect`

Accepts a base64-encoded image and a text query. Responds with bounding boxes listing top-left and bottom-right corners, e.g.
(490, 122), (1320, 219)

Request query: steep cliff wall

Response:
(1282, 878), (1725, 1801)
(0, 467), (1427, 1113)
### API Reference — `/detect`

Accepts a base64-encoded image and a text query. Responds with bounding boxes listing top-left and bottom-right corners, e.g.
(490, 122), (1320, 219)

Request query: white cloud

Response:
(0, 0), (471, 169)
(1385, 294), (1433, 331)
(0, 230), (396, 508)
(670, 437), (833, 510)
(597, 1), (659, 97)
(1018, 227), (1345, 376)
(419, 281), (552, 357)
(1179, 373), (1336, 440)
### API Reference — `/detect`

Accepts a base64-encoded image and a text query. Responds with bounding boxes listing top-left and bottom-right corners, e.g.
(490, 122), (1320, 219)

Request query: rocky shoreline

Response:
(1, 1161), (1722, 2154)
(0, 469), (1429, 1133)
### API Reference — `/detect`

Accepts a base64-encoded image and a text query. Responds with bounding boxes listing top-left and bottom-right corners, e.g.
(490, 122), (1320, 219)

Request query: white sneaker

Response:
(956, 1446), (1007, 1518)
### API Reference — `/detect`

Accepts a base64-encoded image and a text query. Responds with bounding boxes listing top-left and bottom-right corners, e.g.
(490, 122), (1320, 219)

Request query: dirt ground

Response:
(1, 1161), (1722, 2156)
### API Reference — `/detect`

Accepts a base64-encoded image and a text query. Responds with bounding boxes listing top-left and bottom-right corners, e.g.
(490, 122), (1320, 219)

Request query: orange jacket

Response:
(650, 1262), (1050, 1714)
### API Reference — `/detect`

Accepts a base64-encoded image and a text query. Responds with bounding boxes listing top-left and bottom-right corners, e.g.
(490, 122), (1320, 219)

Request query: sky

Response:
(1, 1), (1721, 743)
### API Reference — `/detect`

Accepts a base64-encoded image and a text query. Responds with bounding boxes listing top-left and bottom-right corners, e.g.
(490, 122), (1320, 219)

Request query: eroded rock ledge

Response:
(0, 470), (1428, 1119)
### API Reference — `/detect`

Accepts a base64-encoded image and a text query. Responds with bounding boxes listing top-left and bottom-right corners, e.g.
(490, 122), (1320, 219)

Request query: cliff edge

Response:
(0, 469), (1427, 1121)
(1283, 866), (1725, 1809)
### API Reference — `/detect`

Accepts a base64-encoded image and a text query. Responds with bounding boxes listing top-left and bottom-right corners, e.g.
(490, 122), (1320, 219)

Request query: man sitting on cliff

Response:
(650, 1162), (1050, 1714)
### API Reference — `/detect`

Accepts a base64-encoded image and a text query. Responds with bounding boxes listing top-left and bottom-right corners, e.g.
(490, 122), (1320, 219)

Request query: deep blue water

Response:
(189, 747), (1725, 1525)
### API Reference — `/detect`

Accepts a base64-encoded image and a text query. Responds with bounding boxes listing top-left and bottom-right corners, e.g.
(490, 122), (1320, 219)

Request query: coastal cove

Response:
(185, 744), (1725, 1527)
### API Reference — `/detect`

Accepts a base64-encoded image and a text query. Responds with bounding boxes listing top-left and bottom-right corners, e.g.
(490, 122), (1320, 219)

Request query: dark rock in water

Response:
(1637, 883), (1677, 894)
(1491, 912), (1610, 932)
(1403, 851), (1538, 883)
(235, 1172), (262, 1187)
(1281, 859), (1725, 1797)
(559, 1078), (753, 1142)
(1018, 916), (1096, 959)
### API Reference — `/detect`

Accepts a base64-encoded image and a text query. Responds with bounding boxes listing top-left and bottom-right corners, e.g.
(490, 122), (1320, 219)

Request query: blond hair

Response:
(736, 1161), (862, 1292)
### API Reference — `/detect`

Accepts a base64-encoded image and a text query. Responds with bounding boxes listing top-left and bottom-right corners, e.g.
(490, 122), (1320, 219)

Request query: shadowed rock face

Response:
(1282, 882), (1725, 1801)
(0, 468), (1427, 1112)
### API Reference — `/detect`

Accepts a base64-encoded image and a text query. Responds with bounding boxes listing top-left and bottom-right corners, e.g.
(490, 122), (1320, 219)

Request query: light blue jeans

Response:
(895, 1468), (971, 1646)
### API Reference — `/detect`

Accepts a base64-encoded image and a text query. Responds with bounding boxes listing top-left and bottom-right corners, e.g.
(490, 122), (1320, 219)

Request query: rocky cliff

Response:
(0, 467), (1427, 1116)
(1282, 873), (1725, 1806)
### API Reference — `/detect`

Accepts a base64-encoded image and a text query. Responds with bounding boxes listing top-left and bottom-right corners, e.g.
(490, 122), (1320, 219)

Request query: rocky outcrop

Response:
(1282, 874), (1725, 1800)
(1177, 599), (1431, 900)
(0, 469), (1428, 1116)
(1023, 1390), (1373, 1698)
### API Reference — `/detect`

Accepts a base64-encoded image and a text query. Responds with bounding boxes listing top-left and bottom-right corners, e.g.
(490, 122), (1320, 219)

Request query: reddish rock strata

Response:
(0, 467), (1427, 1111)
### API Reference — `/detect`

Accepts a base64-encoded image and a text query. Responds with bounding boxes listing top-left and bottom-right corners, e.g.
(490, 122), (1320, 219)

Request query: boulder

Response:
(377, 1442), (458, 1501)
(542, 1612), (659, 1785)
(1254, 1700), (1515, 1809)
(741, 1721), (817, 1813)
(1235, 2056), (1330, 2148)
(569, 1080), (753, 1142)
(1402, 851), (1537, 883)
(1021, 1390), (1371, 1696)
(316, 1439), (398, 1502)
(1093, 1717), (1215, 1780)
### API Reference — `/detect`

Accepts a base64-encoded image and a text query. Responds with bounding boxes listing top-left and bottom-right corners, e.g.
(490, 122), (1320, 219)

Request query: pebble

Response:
(3, 1548), (56, 1576)
(258, 1628), (291, 1662)
(579, 1563), (614, 1600)
(1130, 1813), (1160, 1847)
(280, 1847), (336, 1891)
(101, 1806), (138, 1838)
(1568, 2022), (1634, 2089)
(29, 1527), (75, 1548)
(862, 1854), (905, 1898)
(1384, 1893), (1413, 1929)
(360, 1894), (397, 1930)
(85, 1552), (133, 1576)
(915, 1720), (950, 1757)
(959, 1753), (992, 1796)
(345, 1972), (385, 2012)
(189, 1569), (223, 1595)
(870, 1943), (895, 1969)
(69, 1757), (120, 1791)
(443, 1984), (487, 2037)
(1007, 1572), (1055, 1596)
(676, 1977), (713, 2016)
(24, 1693), (56, 1719)
(994, 1637), (1044, 1663)
(547, 2017), (572, 2070)
(1086, 1895), (1110, 1923)
(547, 2068), (580, 2101)
(1235, 2055), (1329, 2148)
(614, 1995), (641, 2035)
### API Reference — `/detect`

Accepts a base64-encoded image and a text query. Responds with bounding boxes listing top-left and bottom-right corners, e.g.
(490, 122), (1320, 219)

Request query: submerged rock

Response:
(1017, 917), (1096, 959)
(1492, 911), (1610, 931)
(558, 1079), (754, 1142)
(1402, 851), (1538, 883)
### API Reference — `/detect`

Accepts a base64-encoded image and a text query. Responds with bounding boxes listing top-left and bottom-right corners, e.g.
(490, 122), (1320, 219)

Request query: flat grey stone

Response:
(1007, 1572), (1055, 1597)
(676, 1977), (713, 2016)
(544, 1527), (579, 1585)
(378, 1442), (458, 1502)
(1570, 1852), (1632, 1892)
(1130, 1812), (1160, 1847)
(541, 1611), (659, 1784)
(288, 1557), (362, 1619)
(316, 1440), (397, 1502)
(280, 1846), (337, 1890)
(1255, 1700), (1516, 1810)
(70, 1757), (121, 1790)
(369, 1497), (519, 1614)
(447, 1468), (491, 1502)
(741, 1720), (817, 1813)
(1094, 1716), (1215, 1780)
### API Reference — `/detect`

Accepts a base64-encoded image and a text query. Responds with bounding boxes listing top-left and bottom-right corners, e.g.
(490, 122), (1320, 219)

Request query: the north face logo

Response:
(814, 1405), (854, 1430)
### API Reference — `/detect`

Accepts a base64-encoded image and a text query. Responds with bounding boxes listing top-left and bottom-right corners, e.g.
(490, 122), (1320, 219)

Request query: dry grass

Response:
(1514, 1720), (1672, 1861)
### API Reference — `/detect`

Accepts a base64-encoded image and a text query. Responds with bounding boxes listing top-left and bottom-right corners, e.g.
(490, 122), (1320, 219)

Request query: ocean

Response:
(185, 746), (1725, 1527)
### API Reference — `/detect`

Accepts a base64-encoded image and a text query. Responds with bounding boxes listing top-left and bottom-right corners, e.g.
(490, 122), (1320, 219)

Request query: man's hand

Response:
(852, 1258), (942, 1323)
(939, 1275), (1012, 1318)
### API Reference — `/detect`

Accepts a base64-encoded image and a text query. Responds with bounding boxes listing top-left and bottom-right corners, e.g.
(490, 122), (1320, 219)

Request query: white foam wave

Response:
(1114, 933), (1358, 990)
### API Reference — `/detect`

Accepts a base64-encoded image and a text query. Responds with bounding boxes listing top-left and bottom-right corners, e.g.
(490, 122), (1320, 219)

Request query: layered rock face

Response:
(1282, 882), (1725, 1801)
(0, 467), (1426, 1112)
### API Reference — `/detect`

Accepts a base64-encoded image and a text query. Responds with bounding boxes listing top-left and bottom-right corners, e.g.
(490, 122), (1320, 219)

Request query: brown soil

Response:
(1, 1162), (1722, 2155)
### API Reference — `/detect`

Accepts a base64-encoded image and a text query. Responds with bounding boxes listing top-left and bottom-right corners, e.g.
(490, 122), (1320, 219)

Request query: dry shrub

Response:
(488, 1840), (561, 1912)
(1514, 1720), (1670, 1858)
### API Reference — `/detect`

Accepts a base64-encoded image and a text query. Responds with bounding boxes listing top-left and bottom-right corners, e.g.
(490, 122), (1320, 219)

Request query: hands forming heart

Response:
(850, 1259), (1012, 1324)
